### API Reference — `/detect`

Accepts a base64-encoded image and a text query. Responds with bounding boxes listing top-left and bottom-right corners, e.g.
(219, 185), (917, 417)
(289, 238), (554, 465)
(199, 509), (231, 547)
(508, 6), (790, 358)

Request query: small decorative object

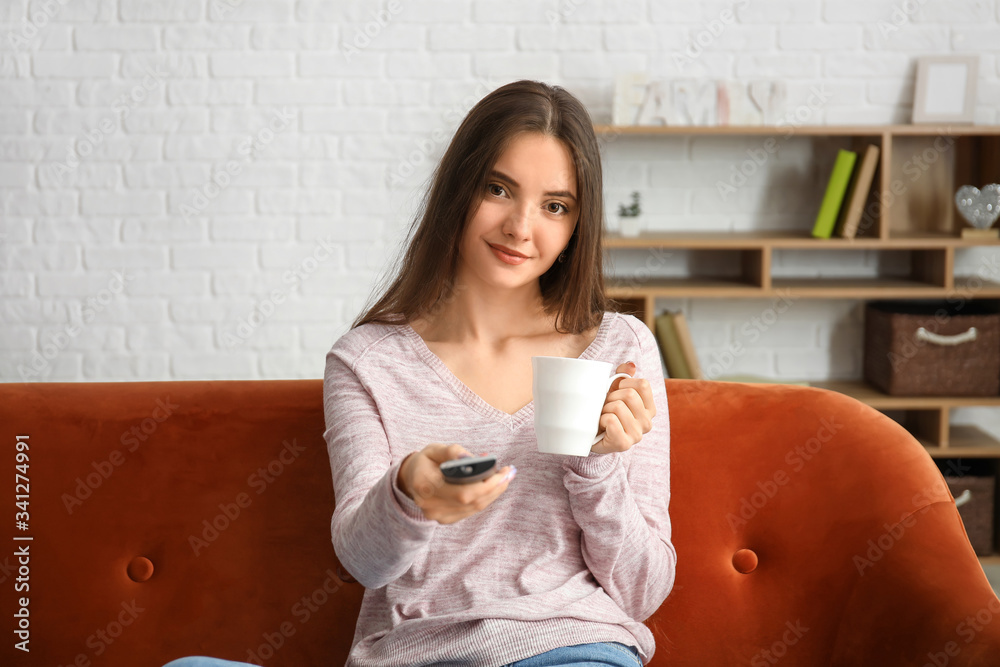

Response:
(617, 191), (642, 237)
(718, 80), (787, 125)
(955, 184), (1000, 238)
(665, 80), (718, 126)
(621, 74), (786, 127)
(912, 55), (979, 125)
(636, 80), (717, 126)
(634, 81), (670, 126)
(612, 72), (649, 126)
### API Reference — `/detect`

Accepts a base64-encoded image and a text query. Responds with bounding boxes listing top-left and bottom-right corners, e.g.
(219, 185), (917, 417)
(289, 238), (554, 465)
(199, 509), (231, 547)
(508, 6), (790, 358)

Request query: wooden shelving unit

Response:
(598, 123), (1000, 561)
(605, 232), (1000, 322)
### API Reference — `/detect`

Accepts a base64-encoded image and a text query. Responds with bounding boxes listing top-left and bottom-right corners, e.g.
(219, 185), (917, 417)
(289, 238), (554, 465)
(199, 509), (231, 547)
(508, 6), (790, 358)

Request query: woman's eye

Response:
(546, 202), (568, 214)
(488, 183), (506, 197)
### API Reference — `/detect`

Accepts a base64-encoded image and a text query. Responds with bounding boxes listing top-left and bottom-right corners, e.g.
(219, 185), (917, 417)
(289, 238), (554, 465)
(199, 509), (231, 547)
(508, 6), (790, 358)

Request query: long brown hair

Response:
(352, 80), (607, 334)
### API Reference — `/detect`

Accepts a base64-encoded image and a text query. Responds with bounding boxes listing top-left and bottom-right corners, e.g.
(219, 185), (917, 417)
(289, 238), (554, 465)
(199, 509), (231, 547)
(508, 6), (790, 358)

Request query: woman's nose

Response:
(502, 203), (532, 239)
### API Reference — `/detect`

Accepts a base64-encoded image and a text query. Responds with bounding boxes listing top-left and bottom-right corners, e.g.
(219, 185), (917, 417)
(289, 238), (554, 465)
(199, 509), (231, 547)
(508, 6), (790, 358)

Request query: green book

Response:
(654, 311), (691, 379)
(811, 149), (858, 239)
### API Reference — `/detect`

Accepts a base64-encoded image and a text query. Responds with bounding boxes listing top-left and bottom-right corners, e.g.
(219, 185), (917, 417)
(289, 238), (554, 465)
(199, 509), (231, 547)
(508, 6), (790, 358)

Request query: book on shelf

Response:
(811, 149), (858, 239)
(834, 144), (880, 239)
(654, 312), (690, 379)
(654, 311), (703, 380)
(672, 312), (704, 380)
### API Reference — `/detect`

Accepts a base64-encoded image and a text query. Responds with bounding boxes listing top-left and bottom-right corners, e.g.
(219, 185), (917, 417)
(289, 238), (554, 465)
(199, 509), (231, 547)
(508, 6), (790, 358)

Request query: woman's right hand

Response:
(397, 443), (516, 524)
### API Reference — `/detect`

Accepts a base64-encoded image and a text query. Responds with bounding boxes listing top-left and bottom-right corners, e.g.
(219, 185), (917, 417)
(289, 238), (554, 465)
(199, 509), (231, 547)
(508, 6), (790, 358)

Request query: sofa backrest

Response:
(3, 379), (997, 667)
(0, 380), (361, 667)
(649, 379), (999, 666)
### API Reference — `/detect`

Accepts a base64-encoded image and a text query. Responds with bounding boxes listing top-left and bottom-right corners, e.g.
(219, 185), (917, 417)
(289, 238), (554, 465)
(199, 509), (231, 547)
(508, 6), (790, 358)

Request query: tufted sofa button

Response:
(732, 548), (758, 574)
(127, 556), (154, 582)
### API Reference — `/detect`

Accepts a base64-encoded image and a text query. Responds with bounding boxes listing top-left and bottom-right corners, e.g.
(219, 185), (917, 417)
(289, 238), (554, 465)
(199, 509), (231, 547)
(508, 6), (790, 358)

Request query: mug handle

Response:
(591, 372), (633, 445)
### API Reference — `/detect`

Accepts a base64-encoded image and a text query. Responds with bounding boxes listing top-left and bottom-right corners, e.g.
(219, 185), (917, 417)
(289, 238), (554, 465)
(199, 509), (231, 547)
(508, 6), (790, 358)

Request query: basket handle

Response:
(915, 326), (978, 346)
(955, 489), (972, 507)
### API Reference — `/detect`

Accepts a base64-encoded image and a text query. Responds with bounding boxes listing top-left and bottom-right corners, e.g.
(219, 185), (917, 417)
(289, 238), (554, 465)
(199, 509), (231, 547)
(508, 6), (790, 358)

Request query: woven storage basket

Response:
(863, 300), (1000, 396)
(945, 475), (996, 557)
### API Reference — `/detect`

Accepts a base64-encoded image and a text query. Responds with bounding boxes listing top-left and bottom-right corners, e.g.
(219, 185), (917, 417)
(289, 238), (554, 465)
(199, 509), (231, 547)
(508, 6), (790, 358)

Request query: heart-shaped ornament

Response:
(955, 184), (1000, 229)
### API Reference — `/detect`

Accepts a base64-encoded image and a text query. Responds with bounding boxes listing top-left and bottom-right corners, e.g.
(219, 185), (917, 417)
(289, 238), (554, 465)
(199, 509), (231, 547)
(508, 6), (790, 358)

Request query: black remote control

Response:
(440, 455), (497, 484)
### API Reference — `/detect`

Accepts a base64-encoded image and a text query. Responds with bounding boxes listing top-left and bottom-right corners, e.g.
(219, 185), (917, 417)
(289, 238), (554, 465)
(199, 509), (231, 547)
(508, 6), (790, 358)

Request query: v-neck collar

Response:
(399, 311), (614, 431)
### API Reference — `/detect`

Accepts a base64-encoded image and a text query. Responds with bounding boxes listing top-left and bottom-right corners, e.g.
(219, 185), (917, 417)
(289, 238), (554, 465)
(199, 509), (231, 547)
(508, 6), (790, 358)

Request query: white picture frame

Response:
(912, 55), (979, 125)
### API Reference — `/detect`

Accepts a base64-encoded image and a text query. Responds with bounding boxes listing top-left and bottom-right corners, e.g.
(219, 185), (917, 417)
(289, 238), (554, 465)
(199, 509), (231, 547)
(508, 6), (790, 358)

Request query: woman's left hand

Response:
(592, 361), (657, 455)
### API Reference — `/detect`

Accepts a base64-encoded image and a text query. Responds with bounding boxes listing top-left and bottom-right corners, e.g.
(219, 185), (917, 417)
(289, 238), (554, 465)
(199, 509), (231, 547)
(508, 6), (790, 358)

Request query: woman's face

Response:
(456, 132), (579, 295)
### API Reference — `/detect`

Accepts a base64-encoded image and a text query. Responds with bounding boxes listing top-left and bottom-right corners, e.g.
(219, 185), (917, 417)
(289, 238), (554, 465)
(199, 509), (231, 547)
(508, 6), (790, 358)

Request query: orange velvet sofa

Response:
(2, 379), (998, 667)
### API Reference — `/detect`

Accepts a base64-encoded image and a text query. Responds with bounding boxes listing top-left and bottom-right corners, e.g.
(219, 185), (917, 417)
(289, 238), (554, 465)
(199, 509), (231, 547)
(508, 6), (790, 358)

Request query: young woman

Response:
(164, 80), (675, 667)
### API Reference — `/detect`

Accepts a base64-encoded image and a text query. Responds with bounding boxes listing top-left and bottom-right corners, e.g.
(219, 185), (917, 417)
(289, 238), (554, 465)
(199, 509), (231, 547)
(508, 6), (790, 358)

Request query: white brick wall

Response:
(2, 0), (1000, 438)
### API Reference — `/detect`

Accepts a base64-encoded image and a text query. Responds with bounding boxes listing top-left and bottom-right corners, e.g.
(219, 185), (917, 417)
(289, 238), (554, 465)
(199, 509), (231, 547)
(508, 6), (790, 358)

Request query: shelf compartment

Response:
(771, 247), (948, 291)
(605, 247), (769, 293)
(886, 134), (1000, 238)
(929, 425), (1000, 457)
(955, 135), (1000, 227)
(880, 407), (949, 447)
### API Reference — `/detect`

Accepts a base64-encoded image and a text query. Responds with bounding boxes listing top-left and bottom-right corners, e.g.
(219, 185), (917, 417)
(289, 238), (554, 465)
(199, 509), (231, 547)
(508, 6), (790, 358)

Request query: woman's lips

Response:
(488, 243), (528, 265)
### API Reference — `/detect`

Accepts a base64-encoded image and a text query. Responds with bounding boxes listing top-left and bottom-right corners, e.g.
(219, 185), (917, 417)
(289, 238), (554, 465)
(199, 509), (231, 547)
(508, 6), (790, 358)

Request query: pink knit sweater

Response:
(323, 311), (675, 666)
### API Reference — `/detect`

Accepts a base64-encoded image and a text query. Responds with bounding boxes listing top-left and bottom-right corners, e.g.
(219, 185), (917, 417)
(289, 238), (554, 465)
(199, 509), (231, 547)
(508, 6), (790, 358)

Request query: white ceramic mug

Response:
(532, 356), (632, 457)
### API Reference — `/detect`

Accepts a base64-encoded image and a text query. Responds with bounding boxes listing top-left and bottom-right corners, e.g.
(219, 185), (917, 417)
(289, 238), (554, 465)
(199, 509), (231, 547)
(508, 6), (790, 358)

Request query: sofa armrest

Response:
(832, 500), (1000, 665)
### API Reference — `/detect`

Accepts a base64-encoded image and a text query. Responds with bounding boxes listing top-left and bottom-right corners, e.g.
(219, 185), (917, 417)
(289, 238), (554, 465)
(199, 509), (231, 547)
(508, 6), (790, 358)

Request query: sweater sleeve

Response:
(323, 346), (438, 590)
(560, 318), (676, 621)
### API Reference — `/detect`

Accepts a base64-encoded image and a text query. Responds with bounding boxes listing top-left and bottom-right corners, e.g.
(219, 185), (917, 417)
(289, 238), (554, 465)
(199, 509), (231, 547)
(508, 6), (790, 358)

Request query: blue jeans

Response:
(162, 642), (643, 667)
(503, 642), (642, 666)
